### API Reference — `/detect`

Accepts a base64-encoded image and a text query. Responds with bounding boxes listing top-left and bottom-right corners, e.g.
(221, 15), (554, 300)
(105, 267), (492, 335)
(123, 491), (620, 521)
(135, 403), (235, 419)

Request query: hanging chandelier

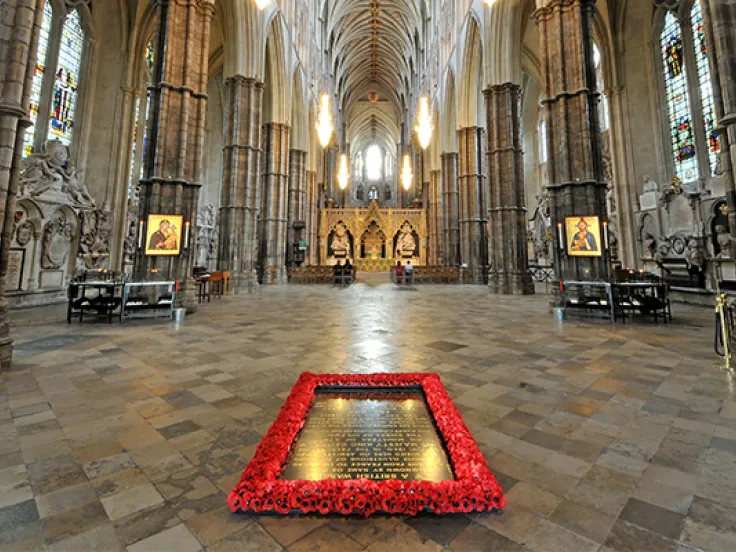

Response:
(401, 154), (413, 191)
(415, 96), (432, 151)
(316, 94), (334, 148)
(337, 154), (350, 190)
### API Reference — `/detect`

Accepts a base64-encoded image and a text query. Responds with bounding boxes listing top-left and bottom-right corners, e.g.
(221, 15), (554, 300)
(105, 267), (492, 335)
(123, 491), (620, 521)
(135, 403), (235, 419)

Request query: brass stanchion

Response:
(715, 293), (734, 372)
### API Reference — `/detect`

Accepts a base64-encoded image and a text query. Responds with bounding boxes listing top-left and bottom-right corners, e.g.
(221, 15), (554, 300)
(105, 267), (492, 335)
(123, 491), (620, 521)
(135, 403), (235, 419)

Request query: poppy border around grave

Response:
(228, 372), (505, 516)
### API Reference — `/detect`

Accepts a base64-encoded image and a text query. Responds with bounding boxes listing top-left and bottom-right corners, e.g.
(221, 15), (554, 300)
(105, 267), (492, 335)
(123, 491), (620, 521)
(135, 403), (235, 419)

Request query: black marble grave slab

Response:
(280, 387), (454, 482)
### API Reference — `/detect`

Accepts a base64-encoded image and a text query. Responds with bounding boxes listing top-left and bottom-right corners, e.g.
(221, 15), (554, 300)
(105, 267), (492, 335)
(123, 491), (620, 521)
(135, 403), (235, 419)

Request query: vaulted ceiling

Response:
(326, 0), (424, 155)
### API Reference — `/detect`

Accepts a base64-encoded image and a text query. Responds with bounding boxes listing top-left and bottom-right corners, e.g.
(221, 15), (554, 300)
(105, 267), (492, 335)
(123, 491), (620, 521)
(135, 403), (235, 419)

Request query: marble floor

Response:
(1, 282), (735, 552)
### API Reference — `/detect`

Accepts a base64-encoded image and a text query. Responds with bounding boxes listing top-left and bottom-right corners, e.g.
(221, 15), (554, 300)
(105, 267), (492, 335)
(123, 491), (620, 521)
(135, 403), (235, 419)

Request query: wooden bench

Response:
(390, 266), (460, 285)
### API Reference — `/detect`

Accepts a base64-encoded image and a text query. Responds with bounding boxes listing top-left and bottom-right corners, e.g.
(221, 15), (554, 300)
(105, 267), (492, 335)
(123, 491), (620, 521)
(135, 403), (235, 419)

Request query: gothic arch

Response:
(263, 16), (290, 125)
(457, 15), (484, 129)
(441, 69), (458, 153)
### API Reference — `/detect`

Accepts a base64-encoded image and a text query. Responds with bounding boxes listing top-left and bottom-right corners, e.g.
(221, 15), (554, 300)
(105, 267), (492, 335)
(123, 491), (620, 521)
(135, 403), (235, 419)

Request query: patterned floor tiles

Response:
(1, 282), (735, 551)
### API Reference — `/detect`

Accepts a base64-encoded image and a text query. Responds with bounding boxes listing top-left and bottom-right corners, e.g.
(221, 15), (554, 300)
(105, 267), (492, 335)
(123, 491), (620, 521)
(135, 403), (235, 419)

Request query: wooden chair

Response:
(209, 272), (224, 299)
(222, 271), (232, 294)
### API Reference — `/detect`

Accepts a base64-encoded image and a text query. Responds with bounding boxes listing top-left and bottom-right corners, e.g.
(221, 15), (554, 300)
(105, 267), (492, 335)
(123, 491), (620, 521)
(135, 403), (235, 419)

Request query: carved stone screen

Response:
(280, 388), (454, 482)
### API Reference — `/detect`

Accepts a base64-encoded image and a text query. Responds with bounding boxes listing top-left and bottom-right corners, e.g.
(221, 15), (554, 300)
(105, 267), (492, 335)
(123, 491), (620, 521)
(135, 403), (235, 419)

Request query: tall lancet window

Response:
(128, 41), (155, 200)
(661, 11), (697, 182)
(658, 2), (719, 183)
(23, 2), (53, 158)
(48, 9), (85, 145)
(690, 1), (719, 176)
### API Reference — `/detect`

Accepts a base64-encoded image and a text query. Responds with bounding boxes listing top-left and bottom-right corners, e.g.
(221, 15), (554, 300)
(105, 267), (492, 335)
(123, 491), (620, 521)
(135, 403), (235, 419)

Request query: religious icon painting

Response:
(145, 214), (183, 256)
(565, 216), (602, 257)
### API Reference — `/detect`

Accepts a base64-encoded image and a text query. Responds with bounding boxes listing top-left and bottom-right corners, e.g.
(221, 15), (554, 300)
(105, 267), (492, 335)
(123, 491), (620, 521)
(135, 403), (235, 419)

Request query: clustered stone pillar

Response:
(287, 149), (307, 265)
(535, 0), (609, 284)
(440, 152), (459, 266)
(484, 83), (534, 294)
(260, 123), (290, 283)
(218, 77), (263, 291)
(429, 169), (441, 264)
(457, 127), (488, 283)
(135, 0), (215, 311)
(0, 0), (42, 369)
(704, 0), (736, 239)
(305, 170), (318, 265)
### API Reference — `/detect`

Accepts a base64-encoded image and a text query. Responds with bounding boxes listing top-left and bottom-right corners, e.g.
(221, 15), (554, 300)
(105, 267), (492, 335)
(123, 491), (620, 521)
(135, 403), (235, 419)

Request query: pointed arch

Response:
(457, 16), (484, 129)
(441, 69), (458, 153)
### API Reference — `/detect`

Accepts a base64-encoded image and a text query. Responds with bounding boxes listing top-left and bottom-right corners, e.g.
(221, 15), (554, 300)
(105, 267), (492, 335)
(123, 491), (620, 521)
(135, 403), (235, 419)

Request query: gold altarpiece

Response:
(319, 200), (426, 271)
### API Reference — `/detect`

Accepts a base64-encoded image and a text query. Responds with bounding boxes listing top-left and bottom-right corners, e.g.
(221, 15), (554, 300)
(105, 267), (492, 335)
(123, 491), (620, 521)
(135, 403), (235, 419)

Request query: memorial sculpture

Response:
(395, 222), (417, 257)
(331, 222), (351, 257)
(716, 225), (732, 259)
(20, 140), (95, 209)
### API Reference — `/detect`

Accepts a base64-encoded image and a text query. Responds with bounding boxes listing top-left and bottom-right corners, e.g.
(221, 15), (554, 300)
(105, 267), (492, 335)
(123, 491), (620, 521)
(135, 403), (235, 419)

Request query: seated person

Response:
(343, 259), (353, 284)
(394, 261), (404, 284)
(404, 260), (414, 284)
(333, 260), (343, 284)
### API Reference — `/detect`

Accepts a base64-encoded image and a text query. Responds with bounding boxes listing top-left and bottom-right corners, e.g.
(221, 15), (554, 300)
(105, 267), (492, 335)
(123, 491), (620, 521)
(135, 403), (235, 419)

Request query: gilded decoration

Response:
(319, 200), (426, 270)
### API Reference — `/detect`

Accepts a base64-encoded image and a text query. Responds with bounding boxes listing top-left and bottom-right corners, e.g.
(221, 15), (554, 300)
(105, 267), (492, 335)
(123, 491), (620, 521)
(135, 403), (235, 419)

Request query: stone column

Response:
(534, 0), (610, 283)
(287, 149), (307, 265)
(305, 169), (318, 265)
(457, 127), (487, 283)
(704, 0), (736, 238)
(440, 152), (459, 265)
(429, 169), (441, 264)
(0, 0), (43, 369)
(484, 83), (534, 294)
(260, 123), (290, 283)
(218, 76), (263, 291)
(135, 0), (215, 311)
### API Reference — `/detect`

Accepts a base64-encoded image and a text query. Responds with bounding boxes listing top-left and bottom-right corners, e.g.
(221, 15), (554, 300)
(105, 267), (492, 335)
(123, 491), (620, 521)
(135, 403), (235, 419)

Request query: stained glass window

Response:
(661, 11), (698, 182)
(366, 145), (382, 180)
(128, 41), (155, 200)
(23, 2), (53, 158)
(48, 10), (84, 146)
(691, 1), (719, 176)
(593, 44), (610, 133)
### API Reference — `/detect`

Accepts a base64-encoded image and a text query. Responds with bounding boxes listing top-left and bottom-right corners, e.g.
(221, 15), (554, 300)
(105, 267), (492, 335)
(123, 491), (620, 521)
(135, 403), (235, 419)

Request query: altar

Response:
(319, 200), (426, 271)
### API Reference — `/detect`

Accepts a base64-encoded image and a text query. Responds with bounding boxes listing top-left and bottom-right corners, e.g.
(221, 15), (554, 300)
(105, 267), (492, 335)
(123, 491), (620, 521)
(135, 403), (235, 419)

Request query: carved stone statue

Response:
(642, 175), (659, 194)
(79, 210), (112, 257)
(396, 222), (417, 257)
(198, 203), (216, 227)
(685, 239), (706, 272)
(123, 211), (138, 264)
(20, 140), (95, 209)
(716, 225), (732, 259)
(330, 222), (350, 257)
(643, 232), (657, 259)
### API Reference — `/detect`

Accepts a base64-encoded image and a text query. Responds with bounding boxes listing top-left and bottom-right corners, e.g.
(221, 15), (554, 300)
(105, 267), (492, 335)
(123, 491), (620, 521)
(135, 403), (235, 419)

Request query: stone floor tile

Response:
(258, 515), (327, 547)
(632, 476), (693, 515)
(448, 521), (525, 551)
(0, 464), (32, 509)
(504, 481), (560, 517)
(112, 503), (181, 547)
(0, 499), (39, 530)
(288, 525), (364, 552)
(525, 519), (600, 552)
(604, 519), (678, 552)
(46, 523), (123, 552)
(618, 497), (685, 540)
(41, 500), (108, 545)
(361, 521), (443, 552)
(208, 523), (283, 552)
(126, 523), (202, 552)
(327, 516), (401, 547)
(680, 518), (736, 552)
(100, 483), (164, 521)
(549, 499), (617, 543)
(35, 481), (98, 518)
(404, 514), (471, 546)
(184, 505), (244, 547)
(470, 507), (543, 545)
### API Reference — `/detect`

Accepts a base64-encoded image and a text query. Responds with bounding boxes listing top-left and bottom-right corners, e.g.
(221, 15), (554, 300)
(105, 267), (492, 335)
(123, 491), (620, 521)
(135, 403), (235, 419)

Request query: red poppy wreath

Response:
(228, 372), (505, 516)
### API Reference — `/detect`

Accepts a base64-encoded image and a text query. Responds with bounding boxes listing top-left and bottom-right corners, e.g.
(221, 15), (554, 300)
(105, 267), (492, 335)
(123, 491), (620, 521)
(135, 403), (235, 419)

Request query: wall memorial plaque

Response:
(7, 248), (25, 292)
(228, 372), (505, 517)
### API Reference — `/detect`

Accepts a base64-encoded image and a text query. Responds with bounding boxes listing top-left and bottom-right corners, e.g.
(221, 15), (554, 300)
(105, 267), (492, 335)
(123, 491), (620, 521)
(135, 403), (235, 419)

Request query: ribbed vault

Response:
(326, 0), (424, 158)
